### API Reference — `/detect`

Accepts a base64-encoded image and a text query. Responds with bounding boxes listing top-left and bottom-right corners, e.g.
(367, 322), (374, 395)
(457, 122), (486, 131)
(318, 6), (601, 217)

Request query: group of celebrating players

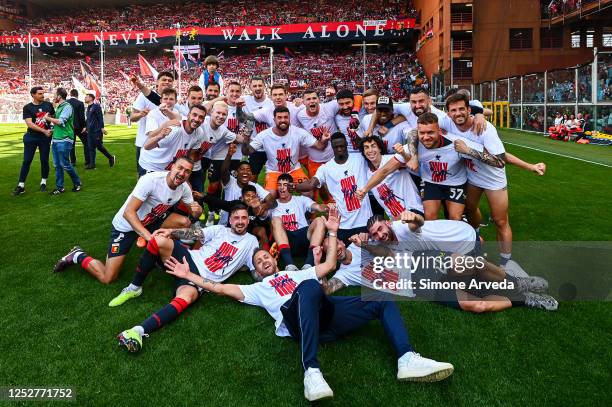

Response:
(50, 57), (559, 401)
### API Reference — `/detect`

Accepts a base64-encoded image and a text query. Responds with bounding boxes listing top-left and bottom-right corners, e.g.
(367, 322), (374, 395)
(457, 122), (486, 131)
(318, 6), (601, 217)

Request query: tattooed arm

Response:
(168, 223), (205, 241)
(164, 256), (245, 301)
(454, 139), (505, 168)
(323, 277), (346, 295)
(406, 129), (420, 171)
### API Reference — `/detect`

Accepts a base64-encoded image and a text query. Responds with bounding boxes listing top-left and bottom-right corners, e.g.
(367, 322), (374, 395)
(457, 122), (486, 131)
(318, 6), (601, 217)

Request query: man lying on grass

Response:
(163, 207), (454, 402)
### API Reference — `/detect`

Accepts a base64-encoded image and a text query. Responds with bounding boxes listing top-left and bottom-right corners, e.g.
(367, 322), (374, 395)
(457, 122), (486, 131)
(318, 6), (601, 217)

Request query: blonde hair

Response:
(212, 101), (229, 112)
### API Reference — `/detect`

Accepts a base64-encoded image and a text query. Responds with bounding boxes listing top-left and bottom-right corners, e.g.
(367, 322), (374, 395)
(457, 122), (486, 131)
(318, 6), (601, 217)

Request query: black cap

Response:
(376, 96), (393, 111)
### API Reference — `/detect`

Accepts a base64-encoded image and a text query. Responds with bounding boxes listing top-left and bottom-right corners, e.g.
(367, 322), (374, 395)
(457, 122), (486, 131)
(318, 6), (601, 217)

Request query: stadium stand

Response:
(0, 0), (417, 35)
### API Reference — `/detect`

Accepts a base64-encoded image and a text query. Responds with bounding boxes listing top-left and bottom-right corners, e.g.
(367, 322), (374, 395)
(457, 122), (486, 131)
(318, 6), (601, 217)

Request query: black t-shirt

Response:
(23, 101), (55, 138)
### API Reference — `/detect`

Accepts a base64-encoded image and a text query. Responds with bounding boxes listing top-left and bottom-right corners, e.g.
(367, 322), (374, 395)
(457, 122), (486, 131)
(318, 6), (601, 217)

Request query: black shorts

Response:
(337, 226), (368, 246)
(248, 151), (268, 176)
(208, 159), (242, 183)
(286, 227), (310, 253)
(421, 182), (466, 204)
(106, 216), (166, 258)
(170, 241), (204, 296)
(410, 250), (460, 309)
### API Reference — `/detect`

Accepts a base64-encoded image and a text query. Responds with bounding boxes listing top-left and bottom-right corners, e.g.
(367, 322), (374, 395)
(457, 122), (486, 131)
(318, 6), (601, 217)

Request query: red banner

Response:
(0, 19), (415, 48)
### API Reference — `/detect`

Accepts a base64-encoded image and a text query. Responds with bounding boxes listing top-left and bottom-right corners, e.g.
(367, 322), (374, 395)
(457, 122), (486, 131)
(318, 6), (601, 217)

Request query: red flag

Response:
(138, 54), (158, 79)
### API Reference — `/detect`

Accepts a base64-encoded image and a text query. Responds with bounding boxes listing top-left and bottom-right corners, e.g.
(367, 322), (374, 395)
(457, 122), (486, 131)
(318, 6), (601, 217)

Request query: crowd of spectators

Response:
(0, 47), (427, 115)
(598, 54), (612, 102)
(541, 0), (597, 19)
(1, 0), (416, 36)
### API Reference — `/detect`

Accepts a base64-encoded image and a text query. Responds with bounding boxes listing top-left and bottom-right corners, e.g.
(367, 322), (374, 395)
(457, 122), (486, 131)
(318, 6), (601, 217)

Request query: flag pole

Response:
(269, 47), (273, 85)
(176, 23), (182, 101)
(362, 41), (366, 93)
(27, 32), (32, 90)
(100, 31), (105, 111)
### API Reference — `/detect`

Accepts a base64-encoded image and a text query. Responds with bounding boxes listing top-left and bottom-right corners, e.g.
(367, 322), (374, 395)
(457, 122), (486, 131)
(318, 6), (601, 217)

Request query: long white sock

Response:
(71, 251), (84, 263)
(41, 178), (47, 184)
(18, 182), (25, 188)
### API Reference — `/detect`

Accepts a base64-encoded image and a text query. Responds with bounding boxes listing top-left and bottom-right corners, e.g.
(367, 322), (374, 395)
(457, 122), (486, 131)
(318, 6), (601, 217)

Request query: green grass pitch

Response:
(0, 123), (610, 405)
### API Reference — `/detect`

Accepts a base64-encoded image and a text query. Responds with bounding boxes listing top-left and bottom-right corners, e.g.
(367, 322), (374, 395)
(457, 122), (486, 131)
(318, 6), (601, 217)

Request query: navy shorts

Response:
(421, 182), (466, 204)
(286, 227), (310, 253)
(170, 240), (204, 296)
(337, 226), (368, 246)
(106, 216), (166, 258)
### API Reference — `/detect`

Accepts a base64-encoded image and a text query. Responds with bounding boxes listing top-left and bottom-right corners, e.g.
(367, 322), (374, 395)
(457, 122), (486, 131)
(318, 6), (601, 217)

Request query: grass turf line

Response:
(0, 124), (610, 405)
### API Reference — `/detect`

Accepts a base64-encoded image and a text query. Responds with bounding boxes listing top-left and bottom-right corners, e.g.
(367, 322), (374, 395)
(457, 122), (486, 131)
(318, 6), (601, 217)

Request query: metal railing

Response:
(451, 13), (472, 24)
(431, 49), (612, 134)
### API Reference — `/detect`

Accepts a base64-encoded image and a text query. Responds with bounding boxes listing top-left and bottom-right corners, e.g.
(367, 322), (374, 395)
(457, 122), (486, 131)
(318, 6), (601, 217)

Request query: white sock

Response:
(71, 251), (84, 263)
(500, 252), (511, 260)
(127, 283), (141, 291)
(133, 326), (145, 336)
(41, 179), (47, 184)
(475, 227), (480, 233)
(18, 182), (25, 188)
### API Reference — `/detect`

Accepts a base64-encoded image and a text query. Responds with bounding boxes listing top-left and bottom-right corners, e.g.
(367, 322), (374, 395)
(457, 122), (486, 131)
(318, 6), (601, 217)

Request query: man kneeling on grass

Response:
(163, 207), (454, 402)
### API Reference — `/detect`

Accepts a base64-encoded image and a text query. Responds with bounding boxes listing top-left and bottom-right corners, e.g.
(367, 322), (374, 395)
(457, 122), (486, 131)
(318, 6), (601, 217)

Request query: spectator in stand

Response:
(1, 1), (416, 35)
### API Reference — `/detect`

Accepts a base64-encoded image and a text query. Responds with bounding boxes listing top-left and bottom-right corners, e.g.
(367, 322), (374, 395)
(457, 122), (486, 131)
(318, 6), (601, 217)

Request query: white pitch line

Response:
(503, 140), (612, 168)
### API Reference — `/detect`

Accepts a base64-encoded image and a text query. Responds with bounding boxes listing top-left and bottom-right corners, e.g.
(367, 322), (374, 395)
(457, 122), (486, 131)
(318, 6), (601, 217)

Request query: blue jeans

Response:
(52, 141), (81, 189)
(280, 280), (413, 370)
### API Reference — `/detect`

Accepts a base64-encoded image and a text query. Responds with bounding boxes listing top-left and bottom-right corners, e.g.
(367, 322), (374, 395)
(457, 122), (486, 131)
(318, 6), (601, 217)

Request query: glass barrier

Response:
(597, 53), (612, 102)
(523, 73), (545, 103)
(523, 105), (545, 132)
(496, 79), (508, 102)
(546, 105), (575, 130)
(547, 68), (575, 103)
(510, 105), (521, 129)
(577, 64), (592, 103)
(481, 81), (492, 101)
(509, 77), (521, 104)
(596, 105), (612, 132)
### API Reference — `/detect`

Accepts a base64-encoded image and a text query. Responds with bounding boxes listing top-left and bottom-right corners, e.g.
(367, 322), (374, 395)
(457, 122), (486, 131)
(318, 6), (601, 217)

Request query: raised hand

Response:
(227, 143), (238, 157)
(324, 205), (341, 233)
(348, 232), (369, 247)
(164, 256), (190, 278)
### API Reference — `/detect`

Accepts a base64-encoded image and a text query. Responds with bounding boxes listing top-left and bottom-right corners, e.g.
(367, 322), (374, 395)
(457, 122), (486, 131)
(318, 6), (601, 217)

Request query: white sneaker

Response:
(397, 352), (454, 382)
(205, 213), (215, 227)
(304, 367), (333, 401)
(301, 264), (313, 270)
(285, 264), (299, 272)
(503, 259), (529, 278)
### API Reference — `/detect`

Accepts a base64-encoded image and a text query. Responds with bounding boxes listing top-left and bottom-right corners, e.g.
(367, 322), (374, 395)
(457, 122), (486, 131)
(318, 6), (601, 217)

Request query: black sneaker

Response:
(50, 188), (65, 195)
(85, 165), (96, 170)
(109, 155), (116, 168)
(12, 186), (25, 196)
(53, 245), (83, 273)
(72, 184), (82, 192)
(40, 183), (47, 192)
